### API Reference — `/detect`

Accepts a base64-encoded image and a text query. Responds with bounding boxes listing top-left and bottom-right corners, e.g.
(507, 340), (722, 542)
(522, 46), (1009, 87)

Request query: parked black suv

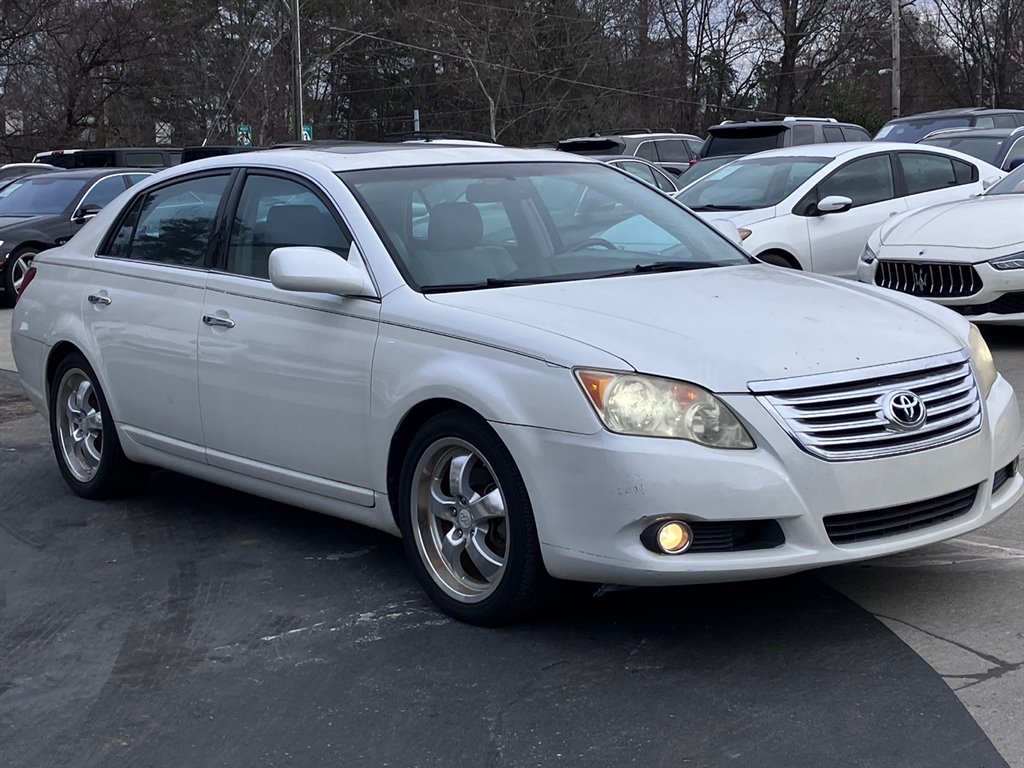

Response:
(875, 108), (1024, 144)
(556, 130), (705, 176)
(69, 147), (182, 168)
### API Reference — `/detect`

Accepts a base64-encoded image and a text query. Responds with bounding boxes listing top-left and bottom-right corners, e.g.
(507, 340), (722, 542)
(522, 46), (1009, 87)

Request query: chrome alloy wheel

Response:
(11, 250), (36, 294)
(55, 368), (104, 482)
(411, 438), (509, 602)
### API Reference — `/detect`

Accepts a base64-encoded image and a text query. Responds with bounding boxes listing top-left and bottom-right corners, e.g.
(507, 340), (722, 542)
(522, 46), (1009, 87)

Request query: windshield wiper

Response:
(690, 204), (752, 212)
(421, 275), (563, 293)
(593, 261), (727, 278)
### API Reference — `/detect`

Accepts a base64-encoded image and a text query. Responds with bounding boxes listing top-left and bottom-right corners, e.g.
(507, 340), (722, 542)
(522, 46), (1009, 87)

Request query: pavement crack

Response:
(875, 612), (1022, 671)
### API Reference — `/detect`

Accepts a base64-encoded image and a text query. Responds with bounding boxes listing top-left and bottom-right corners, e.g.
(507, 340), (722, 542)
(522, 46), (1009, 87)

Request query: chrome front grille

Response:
(754, 354), (982, 461)
(875, 261), (981, 298)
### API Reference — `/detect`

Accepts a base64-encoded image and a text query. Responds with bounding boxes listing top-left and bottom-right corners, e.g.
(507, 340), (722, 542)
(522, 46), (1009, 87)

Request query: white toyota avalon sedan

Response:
(859, 163), (1024, 325)
(11, 146), (1023, 625)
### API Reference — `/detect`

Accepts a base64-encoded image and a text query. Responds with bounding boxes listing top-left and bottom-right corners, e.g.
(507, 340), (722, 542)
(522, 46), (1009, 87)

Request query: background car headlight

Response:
(860, 242), (877, 264)
(575, 370), (754, 448)
(990, 252), (1024, 270)
(968, 324), (997, 398)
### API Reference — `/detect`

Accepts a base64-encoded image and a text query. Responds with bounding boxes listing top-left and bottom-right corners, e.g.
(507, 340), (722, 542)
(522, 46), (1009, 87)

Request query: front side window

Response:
(342, 162), (748, 291)
(987, 164), (1024, 195)
(823, 126), (845, 143)
(105, 175), (229, 265)
(817, 155), (895, 207)
(898, 153), (959, 195)
(1002, 138), (1024, 168)
(80, 176), (128, 209)
(0, 176), (87, 214)
(226, 174), (350, 279)
(636, 142), (658, 161)
(615, 161), (658, 186)
(678, 155), (830, 211)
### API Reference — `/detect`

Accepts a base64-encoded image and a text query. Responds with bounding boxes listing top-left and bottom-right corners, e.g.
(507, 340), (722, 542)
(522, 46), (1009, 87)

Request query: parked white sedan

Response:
(677, 142), (1002, 278)
(859, 164), (1024, 324)
(11, 147), (1023, 624)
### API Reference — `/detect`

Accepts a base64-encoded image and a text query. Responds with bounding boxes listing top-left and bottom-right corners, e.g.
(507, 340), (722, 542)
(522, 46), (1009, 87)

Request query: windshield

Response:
(986, 164), (1024, 195)
(875, 117), (971, 143)
(922, 136), (1004, 166)
(0, 176), (86, 214)
(677, 156), (830, 211)
(341, 162), (748, 291)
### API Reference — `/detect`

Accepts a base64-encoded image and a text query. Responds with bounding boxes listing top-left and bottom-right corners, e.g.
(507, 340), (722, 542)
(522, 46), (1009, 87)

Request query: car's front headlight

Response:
(860, 241), (877, 264)
(575, 370), (755, 448)
(989, 252), (1024, 270)
(968, 324), (997, 398)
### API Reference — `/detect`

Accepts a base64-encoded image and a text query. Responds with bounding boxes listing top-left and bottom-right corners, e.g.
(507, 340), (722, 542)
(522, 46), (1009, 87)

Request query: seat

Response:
(410, 202), (514, 285)
(245, 204), (345, 278)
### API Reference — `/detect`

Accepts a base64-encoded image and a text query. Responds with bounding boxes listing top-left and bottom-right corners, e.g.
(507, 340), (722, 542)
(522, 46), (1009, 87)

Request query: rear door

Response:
(804, 153), (906, 278)
(84, 172), (231, 460)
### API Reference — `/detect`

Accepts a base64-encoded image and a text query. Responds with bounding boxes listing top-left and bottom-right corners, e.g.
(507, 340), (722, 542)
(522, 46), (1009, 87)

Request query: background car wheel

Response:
(755, 250), (799, 269)
(49, 352), (143, 499)
(397, 411), (548, 625)
(1, 246), (38, 307)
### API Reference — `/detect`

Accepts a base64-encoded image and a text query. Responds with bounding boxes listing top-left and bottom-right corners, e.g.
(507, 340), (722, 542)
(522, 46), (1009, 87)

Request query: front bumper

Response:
(858, 257), (1024, 325)
(492, 375), (1022, 585)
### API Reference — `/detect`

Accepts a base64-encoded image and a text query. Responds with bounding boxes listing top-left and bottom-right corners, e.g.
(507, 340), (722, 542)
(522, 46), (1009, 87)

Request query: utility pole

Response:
(891, 0), (901, 118)
(290, 0), (304, 140)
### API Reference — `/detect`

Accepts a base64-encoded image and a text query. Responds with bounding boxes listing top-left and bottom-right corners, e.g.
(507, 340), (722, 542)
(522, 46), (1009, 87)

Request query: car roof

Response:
(922, 127), (1024, 140)
(719, 141), (983, 162)
(887, 108), (1024, 122)
(15, 167), (152, 180)
(172, 146), (591, 174)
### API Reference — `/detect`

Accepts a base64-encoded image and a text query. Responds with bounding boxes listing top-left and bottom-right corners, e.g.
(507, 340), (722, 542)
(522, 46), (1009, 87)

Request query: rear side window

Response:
(817, 155), (895, 207)
(952, 158), (976, 184)
(636, 142), (658, 161)
(105, 175), (230, 265)
(842, 126), (871, 141)
(655, 140), (690, 162)
(125, 152), (166, 167)
(80, 176), (128, 209)
(790, 125), (816, 145)
(615, 161), (658, 186)
(898, 153), (960, 195)
(991, 115), (1016, 128)
(823, 126), (845, 143)
(226, 174), (350, 279)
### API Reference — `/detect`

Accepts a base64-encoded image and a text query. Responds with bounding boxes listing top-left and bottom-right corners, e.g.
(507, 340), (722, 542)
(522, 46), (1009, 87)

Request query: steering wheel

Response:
(565, 238), (618, 252)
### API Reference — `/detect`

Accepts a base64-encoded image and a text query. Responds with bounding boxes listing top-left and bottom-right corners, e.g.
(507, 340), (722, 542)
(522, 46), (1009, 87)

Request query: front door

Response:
(84, 172), (232, 460)
(806, 153), (906, 279)
(197, 171), (380, 504)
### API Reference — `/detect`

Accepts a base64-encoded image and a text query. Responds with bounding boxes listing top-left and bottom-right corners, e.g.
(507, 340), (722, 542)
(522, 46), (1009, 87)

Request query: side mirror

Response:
(981, 176), (1001, 190)
(269, 246), (370, 296)
(709, 219), (743, 246)
(1006, 158), (1024, 172)
(816, 195), (853, 215)
(71, 203), (103, 223)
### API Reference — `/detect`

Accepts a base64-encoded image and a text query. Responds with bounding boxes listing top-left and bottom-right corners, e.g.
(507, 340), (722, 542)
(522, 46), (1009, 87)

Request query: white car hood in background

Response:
(427, 265), (964, 392)
(694, 207), (777, 228)
(881, 196), (1024, 249)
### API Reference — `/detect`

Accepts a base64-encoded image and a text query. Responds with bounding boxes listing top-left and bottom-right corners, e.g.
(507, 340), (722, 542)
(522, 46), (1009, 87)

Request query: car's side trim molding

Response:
(120, 424), (207, 463)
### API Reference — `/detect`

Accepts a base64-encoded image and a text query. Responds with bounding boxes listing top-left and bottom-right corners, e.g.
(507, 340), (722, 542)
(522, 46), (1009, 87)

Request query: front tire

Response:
(397, 411), (548, 625)
(49, 352), (142, 499)
(1, 246), (38, 307)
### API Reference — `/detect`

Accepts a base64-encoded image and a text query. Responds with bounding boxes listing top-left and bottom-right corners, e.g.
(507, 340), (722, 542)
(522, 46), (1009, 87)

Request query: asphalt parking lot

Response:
(1, 308), (1021, 767)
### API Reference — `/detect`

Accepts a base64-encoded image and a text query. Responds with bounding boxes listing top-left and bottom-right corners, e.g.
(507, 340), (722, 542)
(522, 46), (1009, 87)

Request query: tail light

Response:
(688, 158), (699, 167)
(18, 267), (37, 298)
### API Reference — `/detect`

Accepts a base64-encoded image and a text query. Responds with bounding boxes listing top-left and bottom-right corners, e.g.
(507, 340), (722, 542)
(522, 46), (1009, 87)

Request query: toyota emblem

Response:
(883, 390), (927, 431)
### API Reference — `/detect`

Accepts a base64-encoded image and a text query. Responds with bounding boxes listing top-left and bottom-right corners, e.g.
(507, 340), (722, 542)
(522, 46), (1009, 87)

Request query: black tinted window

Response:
(656, 140), (690, 161)
(823, 126), (845, 143)
(636, 142), (658, 161)
(106, 175), (229, 265)
(227, 174), (350, 278)
(81, 176), (127, 209)
(952, 158), (976, 184)
(791, 125), (815, 145)
(818, 155), (895, 207)
(899, 153), (958, 195)
(703, 127), (785, 157)
(126, 152), (167, 167)
(991, 115), (1016, 128)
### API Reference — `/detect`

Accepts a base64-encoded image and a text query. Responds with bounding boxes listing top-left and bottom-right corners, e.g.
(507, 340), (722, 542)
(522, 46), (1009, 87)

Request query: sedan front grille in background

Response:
(824, 485), (978, 545)
(875, 261), (981, 298)
(687, 520), (785, 552)
(950, 292), (1024, 317)
(992, 461), (1016, 494)
(756, 355), (982, 461)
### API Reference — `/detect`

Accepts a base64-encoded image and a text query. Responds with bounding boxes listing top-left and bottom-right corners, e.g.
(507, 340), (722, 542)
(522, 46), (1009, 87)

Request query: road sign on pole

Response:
(302, 124), (313, 141)
(237, 124), (253, 146)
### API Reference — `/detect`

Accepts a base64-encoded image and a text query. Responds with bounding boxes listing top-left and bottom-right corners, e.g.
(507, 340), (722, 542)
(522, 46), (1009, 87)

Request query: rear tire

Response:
(48, 352), (143, 499)
(397, 411), (548, 625)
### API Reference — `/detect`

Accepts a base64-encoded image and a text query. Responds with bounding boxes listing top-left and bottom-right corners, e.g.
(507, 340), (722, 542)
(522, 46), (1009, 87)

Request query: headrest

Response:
(427, 202), (483, 251)
(264, 204), (339, 248)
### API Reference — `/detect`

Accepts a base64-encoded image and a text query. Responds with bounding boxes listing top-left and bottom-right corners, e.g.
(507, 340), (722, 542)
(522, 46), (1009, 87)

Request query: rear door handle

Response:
(202, 314), (235, 329)
(87, 294), (111, 305)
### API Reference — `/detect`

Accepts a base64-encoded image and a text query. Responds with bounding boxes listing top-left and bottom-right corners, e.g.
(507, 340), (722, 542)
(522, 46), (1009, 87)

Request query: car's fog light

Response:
(656, 521), (692, 554)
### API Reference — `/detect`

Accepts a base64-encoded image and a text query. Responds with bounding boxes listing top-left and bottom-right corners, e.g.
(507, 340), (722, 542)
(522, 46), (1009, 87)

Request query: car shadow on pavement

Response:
(0, 459), (1009, 768)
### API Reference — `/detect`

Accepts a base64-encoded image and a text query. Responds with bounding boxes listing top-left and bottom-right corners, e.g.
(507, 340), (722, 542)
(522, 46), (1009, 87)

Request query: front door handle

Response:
(87, 294), (111, 305)
(202, 314), (235, 329)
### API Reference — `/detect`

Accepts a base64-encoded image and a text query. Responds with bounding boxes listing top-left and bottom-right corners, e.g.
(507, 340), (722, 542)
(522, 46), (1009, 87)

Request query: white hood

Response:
(695, 207), (777, 228)
(426, 265), (965, 392)
(881, 196), (1024, 250)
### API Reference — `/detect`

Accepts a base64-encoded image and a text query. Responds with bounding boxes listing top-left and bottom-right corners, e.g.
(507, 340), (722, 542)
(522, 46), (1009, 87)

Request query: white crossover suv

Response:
(859, 164), (1024, 325)
(677, 142), (1002, 279)
(11, 146), (1023, 624)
